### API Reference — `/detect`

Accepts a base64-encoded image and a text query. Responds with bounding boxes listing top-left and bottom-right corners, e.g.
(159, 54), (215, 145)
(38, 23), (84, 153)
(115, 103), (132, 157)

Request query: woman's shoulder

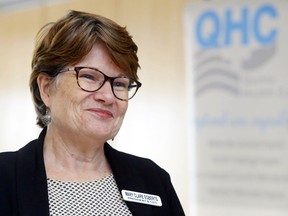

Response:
(105, 143), (156, 162)
(0, 151), (17, 167)
(0, 139), (41, 169)
(0, 151), (18, 188)
(104, 143), (169, 177)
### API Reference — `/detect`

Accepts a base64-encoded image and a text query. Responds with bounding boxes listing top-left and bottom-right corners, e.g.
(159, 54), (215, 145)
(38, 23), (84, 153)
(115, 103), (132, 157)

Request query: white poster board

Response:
(184, 0), (288, 215)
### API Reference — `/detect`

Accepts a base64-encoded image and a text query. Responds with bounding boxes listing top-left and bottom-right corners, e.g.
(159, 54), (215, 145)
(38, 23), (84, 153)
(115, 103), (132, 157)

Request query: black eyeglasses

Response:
(59, 66), (142, 101)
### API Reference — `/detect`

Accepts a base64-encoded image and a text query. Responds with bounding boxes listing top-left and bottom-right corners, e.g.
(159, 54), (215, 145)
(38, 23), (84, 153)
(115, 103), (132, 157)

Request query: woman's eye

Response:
(113, 81), (126, 88)
(79, 73), (98, 81)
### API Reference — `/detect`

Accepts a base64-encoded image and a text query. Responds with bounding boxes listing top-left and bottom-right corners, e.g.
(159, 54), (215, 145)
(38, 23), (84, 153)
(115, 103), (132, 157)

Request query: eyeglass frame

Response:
(58, 66), (142, 101)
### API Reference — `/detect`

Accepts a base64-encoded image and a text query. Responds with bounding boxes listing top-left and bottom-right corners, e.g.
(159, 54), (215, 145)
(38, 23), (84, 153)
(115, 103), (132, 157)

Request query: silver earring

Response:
(42, 109), (51, 126)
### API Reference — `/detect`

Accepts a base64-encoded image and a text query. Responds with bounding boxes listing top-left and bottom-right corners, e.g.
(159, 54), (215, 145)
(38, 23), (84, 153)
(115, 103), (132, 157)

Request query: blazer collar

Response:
(16, 127), (49, 216)
(104, 144), (155, 216)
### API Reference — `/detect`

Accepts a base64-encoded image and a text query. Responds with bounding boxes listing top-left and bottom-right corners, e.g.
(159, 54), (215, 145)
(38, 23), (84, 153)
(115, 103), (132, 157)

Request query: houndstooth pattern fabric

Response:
(47, 174), (133, 216)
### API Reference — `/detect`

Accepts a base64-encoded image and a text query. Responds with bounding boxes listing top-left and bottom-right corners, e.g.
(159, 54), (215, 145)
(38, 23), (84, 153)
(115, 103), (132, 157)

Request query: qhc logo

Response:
(191, 3), (281, 97)
(196, 4), (278, 47)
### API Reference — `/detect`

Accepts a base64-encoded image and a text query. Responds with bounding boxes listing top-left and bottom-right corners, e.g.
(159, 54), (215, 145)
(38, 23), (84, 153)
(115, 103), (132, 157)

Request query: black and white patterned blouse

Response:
(47, 174), (133, 216)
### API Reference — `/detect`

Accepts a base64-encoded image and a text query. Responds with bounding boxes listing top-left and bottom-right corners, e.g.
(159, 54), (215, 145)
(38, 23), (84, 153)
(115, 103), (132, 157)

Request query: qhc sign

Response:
(184, 0), (288, 214)
(184, 0), (286, 98)
(195, 4), (278, 47)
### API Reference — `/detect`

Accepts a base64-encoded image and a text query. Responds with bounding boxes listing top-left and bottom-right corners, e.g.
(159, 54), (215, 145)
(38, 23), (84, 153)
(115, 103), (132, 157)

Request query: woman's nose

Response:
(93, 80), (116, 103)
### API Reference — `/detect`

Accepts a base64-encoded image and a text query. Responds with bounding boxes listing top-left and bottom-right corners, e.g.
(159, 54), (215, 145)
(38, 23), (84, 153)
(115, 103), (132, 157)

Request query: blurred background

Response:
(1, 0), (288, 216)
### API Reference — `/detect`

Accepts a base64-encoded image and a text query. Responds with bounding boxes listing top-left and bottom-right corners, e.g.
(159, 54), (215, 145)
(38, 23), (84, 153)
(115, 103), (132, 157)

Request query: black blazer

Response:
(0, 128), (185, 216)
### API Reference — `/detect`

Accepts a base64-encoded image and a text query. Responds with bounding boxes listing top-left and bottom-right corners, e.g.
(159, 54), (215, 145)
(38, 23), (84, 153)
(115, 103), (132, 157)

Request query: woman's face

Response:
(42, 41), (128, 142)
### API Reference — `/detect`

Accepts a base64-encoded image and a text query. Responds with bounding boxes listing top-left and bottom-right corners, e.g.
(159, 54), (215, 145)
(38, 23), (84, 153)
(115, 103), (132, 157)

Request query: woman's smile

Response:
(86, 108), (114, 119)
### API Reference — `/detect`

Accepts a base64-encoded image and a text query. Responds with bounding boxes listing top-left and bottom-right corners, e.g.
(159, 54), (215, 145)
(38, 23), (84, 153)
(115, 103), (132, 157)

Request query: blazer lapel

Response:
(104, 144), (156, 216)
(16, 128), (49, 216)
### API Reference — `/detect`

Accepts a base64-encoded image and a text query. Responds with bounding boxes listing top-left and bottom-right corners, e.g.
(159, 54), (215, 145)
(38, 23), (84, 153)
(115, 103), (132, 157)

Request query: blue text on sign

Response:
(195, 4), (278, 48)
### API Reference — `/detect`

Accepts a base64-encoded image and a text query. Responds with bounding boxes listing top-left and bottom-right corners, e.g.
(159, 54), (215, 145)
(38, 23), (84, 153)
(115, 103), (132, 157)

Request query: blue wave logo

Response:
(194, 43), (277, 97)
(194, 49), (239, 96)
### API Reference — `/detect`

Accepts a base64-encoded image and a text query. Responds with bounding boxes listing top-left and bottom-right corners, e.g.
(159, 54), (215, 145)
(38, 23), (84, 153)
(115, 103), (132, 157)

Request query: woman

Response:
(0, 10), (185, 215)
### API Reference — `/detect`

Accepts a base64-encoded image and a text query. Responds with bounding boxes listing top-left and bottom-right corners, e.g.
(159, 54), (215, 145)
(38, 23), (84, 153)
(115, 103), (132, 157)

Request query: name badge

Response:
(121, 190), (162, 207)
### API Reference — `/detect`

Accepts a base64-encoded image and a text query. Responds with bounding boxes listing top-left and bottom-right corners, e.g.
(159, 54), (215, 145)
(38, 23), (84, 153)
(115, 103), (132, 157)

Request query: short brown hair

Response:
(30, 10), (140, 127)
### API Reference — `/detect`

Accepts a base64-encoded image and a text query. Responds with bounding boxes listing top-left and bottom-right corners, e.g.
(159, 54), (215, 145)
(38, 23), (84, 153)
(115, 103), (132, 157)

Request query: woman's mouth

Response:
(86, 108), (114, 119)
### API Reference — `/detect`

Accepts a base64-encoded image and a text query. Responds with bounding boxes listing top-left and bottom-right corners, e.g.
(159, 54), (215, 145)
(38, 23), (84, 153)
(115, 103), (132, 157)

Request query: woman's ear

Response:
(37, 73), (52, 107)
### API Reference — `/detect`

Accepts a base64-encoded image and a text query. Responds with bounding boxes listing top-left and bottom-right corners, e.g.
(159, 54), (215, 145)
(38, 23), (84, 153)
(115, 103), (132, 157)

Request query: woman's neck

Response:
(43, 125), (112, 182)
